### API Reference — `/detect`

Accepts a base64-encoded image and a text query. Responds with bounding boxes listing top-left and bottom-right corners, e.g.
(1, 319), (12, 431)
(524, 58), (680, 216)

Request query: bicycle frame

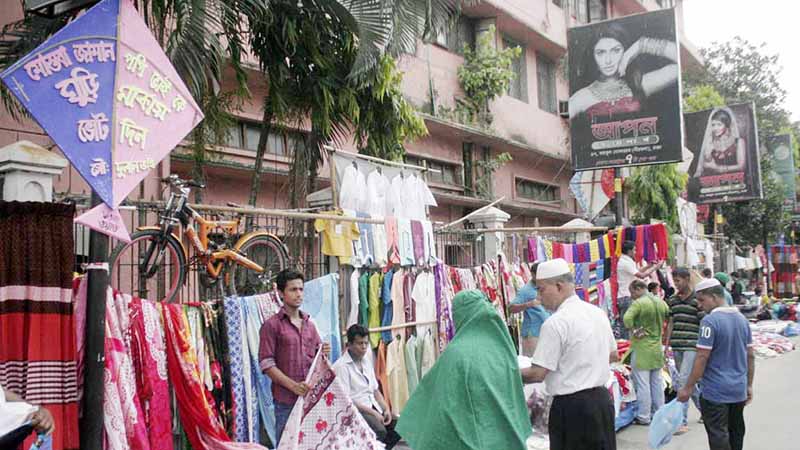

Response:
(156, 184), (266, 280)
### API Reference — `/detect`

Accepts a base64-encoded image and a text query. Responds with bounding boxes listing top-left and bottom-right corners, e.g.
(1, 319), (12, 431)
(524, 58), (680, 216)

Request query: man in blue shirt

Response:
(509, 263), (551, 356)
(678, 278), (755, 450)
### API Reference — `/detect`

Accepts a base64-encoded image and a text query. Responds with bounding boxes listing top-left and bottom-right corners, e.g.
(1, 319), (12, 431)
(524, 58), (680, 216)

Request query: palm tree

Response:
(243, 0), (469, 207)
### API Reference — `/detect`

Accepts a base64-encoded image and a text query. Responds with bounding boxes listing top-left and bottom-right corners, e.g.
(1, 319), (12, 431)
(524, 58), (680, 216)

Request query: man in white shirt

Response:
(333, 325), (401, 449)
(617, 240), (663, 339)
(521, 258), (619, 450)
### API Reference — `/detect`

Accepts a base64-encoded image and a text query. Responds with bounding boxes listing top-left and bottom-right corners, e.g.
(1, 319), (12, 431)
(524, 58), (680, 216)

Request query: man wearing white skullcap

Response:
(521, 258), (618, 450)
(677, 278), (754, 450)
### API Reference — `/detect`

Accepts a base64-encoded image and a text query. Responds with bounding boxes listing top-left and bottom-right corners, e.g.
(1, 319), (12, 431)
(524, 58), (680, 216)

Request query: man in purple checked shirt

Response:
(259, 269), (330, 445)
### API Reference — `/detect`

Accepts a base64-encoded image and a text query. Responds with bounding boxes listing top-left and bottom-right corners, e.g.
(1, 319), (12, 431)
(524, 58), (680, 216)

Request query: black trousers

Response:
(549, 386), (616, 450)
(360, 408), (402, 450)
(700, 396), (746, 450)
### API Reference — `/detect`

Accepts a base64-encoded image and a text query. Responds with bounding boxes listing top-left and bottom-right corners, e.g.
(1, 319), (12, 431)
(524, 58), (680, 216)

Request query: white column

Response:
(468, 206), (511, 262)
(0, 140), (68, 202)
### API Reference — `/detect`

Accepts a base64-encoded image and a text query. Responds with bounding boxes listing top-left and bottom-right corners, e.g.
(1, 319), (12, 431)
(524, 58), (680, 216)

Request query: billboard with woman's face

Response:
(568, 9), (683, 171)
(684, 103), (762, 204)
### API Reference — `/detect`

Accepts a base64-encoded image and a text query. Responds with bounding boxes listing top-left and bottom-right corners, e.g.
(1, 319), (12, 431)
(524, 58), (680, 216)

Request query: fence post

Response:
(468, 206), (510, 263)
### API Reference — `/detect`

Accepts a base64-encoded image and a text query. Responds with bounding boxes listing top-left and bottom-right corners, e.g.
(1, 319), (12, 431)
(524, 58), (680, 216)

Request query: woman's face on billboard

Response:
(594, 37), (624, 78)
(711, 119), (727, 137)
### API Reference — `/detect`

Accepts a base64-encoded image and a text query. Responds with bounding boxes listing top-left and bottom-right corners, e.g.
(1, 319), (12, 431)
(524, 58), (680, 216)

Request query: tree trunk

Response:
(248, 103), (274, 207)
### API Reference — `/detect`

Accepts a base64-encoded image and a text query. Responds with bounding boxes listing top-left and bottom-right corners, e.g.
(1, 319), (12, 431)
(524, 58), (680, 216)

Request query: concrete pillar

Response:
(0, 140), (68, 202)
(468, 206), (510, 262)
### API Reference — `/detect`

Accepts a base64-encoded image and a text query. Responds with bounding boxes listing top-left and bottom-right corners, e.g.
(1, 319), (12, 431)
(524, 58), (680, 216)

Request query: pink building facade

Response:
(0, 0), (702, 229)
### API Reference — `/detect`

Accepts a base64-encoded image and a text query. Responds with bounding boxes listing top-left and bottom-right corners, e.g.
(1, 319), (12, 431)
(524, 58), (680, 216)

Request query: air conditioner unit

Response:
(558, 100), (569, 119)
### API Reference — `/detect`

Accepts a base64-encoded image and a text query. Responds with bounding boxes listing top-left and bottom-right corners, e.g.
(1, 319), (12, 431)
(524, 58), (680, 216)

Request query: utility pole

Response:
(79, 192), (108, 450)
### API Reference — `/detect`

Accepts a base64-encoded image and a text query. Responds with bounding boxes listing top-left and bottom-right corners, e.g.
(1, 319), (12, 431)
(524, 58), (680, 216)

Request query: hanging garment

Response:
(242, 297), (278, 445)
(368, 272), (383, 348)
(372, 222), (389, 267)
(411, 220), (425, 265)
(412, 271), (436, 337)
(590, 239), (601, 262)
(358, 271), (370, 328)
(385, 337), (409, 416)
(386, 174), (406, 218)
(105, 290), (151, 450)
(374, 341), (392, 413)
(422, 221), (436, 264)
(356, 212), (375, 266)
(396, 290), (531, 450)
(366, 169), (390, 217)
(303, 274), (342, 362)
(404, 335), (420, 394)
(224, 296), (254, 442)
(385, 216), (401, 265)
(276, 353), (384, 450)
(403, 271), (417, 338)
(163, 304), (267, 450)
(380, 270), (395, 344)
(314, 213), (360, 262)
(339, 163), (368, 212)
(417, 331), (436, 379)
(434, 263), (456, 352)
(128, 297), (173, 450)
(397, 218), (415, 266)
(0, 202), (79, 450)
(347, 269), (360, 328)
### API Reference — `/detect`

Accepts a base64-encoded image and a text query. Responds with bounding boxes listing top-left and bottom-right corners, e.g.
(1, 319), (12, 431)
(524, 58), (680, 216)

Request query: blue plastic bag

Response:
(784, 323), (799, 337)
(648, 399), (684, 449)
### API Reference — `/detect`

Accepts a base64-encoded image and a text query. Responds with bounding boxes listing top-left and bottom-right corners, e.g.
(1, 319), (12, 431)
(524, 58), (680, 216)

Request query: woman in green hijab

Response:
(395, 289), (531, 450)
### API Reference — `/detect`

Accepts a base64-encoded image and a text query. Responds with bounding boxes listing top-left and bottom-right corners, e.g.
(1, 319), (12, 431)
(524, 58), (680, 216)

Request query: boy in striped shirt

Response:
(664, 267), (704, 433)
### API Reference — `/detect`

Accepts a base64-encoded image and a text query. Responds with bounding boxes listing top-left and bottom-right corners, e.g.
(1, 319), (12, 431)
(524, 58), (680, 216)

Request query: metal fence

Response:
(73, 199), (328, 302)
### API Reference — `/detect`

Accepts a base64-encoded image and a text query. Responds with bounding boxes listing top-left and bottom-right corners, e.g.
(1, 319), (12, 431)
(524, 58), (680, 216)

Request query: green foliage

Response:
(475, 152), (512, 200)
(683, 85), (726, 113)
(627, 164), (687, 232)
(719, 154), (789, 246)
(456, 26), (521, 125)
(354, 55), (428, 161)
(687, 37), (791, 142)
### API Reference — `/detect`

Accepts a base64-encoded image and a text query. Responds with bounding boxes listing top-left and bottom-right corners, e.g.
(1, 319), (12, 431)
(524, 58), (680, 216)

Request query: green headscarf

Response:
(714, 272), (730, 285)
(396, 290), (531, 450)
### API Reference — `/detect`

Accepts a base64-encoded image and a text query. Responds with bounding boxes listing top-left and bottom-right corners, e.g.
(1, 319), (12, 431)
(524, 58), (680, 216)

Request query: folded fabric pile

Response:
(751, 331), (795, 358)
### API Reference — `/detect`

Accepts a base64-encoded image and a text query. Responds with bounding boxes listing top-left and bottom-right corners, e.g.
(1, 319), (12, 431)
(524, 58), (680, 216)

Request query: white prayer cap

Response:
(695, 278), (721, 292)
(537, 258), (571, 280)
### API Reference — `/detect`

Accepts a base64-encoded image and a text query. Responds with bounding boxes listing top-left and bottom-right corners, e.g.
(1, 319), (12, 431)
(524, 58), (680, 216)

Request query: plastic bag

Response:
(783, 323), (799, 337)
(648, 399), (684, 449)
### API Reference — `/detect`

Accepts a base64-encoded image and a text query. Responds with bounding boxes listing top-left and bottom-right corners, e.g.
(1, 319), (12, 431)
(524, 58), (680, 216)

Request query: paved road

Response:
(618, 339), (800, 450)
(396, 338), (798, 450)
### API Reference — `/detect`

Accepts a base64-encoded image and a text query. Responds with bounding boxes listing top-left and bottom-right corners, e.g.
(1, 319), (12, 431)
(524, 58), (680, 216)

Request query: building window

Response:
(222, 121), (302, 157)
(404, 155), (462, 187)
(434, 16), (476, 55)
(516, 178), (559, 202)
(462, 142), (475, 196)
(536, 52), (558, 114)
(656, 0), (676, 7)
(570, 0), (607, 24)
(504, 38), (527, 102)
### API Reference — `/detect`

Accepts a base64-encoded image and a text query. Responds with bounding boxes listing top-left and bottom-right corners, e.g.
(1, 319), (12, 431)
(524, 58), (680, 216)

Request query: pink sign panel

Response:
(75, 203), (132, 242)
(111, 0), (203, 205)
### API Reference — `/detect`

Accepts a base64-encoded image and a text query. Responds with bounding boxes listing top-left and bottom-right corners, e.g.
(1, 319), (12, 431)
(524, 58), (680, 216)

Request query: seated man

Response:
(334, 325), (401, 449)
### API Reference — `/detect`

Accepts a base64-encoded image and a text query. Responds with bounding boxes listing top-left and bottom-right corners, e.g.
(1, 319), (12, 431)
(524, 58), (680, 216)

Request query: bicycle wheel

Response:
(230, 234), (289, 297)
(109, 229), (187, 303)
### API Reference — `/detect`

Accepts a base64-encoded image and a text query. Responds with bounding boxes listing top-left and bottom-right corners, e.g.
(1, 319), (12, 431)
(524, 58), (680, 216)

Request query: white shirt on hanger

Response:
(412, 271), (436, 337)
(386, 174), (405, 218)
(339, 164), (367, 212)
(366, 170), (390, 217)
(347, 269), (360, 328)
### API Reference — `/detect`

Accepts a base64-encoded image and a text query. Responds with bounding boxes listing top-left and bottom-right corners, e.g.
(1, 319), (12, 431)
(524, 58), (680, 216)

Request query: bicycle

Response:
(109, 174), (289, 302)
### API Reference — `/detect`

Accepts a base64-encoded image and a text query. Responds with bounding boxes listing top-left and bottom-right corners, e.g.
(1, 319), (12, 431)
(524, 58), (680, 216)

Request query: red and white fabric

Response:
(278, 352), (385, 450)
